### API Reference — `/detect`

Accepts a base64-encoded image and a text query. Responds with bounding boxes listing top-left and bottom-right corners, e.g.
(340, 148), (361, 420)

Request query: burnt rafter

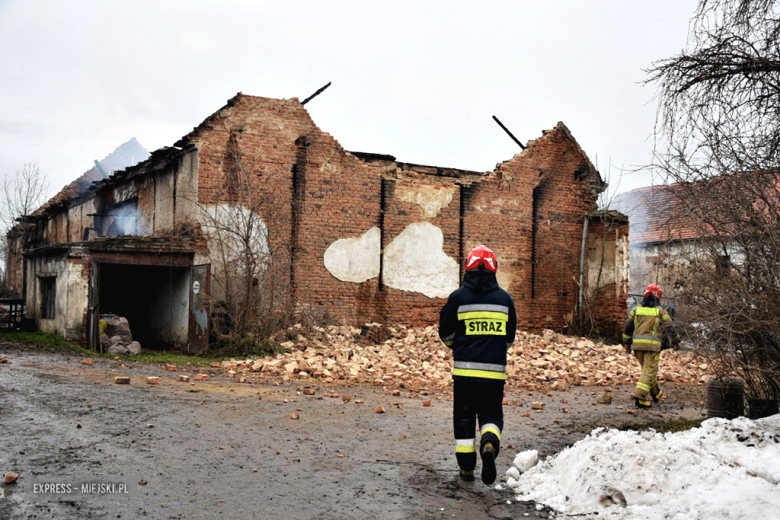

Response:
(301, 82), (332, 106)
(492, 115), (526, 150)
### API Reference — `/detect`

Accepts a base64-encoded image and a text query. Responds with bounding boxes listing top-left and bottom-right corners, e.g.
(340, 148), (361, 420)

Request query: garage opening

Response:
(98, 264), (190, 351)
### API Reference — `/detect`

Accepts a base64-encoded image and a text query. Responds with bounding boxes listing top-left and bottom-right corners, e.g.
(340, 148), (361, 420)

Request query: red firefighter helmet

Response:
(644, 283), (663, 299)
(465, 245), (498, 273)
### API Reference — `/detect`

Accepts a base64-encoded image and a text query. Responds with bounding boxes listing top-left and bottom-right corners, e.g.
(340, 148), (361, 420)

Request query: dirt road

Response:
(0, 343), (706, 519)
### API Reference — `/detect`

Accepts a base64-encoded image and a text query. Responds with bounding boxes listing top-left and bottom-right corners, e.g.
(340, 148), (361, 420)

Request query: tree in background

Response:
(647, 0), (780, 410)
(192, 129), (295, 352)
(0, 163), (50, 295)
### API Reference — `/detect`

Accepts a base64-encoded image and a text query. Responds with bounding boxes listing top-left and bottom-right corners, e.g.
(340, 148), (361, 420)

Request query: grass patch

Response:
(0, 331), (232, 367)
(620, 417), (705, 434)
(0, 331), (75, 349)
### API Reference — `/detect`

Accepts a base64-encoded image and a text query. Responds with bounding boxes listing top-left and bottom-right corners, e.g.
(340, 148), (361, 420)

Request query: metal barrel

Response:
(707, 376), (745, 419)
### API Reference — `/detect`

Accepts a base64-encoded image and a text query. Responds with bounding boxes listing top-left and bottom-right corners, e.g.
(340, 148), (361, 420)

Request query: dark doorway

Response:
(98, 264), (190, 350)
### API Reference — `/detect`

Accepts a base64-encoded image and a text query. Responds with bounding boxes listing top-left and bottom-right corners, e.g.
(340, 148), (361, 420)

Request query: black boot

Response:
(634, 397), (652, 409)
(652, 389), (663, 403)
(459, 469), (475, 482)
(480, 442), (496, 485)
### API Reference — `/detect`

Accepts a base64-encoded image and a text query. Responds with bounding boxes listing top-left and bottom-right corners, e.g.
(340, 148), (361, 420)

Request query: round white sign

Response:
(193, 281), (201, 294)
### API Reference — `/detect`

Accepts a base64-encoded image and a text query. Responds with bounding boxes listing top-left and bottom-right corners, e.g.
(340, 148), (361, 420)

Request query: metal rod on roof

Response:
(94, 160), (109, 179)
(301, 82), (332, 106)
(492, 116), (526, 150)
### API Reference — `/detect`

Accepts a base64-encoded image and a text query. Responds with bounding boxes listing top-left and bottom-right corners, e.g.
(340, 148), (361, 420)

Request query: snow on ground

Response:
(506, 415), (780, 519)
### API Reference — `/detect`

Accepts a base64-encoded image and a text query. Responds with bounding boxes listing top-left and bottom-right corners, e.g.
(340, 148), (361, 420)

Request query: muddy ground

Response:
(0, 343), (706, 520)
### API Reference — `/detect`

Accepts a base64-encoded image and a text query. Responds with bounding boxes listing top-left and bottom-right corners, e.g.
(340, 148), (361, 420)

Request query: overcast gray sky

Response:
(0, 0), (696, 203)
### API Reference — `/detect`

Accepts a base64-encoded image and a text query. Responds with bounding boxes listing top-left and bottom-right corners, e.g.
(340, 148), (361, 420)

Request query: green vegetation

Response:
(0, 331), (74, 348)
(0, 331), (240, 367)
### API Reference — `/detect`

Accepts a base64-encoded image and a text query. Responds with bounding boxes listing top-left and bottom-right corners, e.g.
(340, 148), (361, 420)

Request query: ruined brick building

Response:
(5, 93), (629, 352)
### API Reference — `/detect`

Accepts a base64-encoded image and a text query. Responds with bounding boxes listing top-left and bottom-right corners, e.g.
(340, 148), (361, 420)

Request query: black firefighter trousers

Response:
(453, 378), (504, 471)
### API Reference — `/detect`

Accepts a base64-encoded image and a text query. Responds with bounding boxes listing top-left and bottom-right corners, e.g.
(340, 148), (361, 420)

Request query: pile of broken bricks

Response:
(216, 324), (712, 393)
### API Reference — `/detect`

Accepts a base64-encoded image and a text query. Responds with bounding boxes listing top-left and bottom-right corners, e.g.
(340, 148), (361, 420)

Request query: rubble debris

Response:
(599, 487), (628, 508)
(596, 393), (613, 405)
(146, 377), (160, 385)
(194, 374), (209, 381)
(217, 326), (712, 392)
(291, 413), (299, 420)
(0, 356), (11, 364)
(302, 387), (316, 395)
(532, 402), (544, 410)
(81, 359), (93, 366)
(375, 406), (386, 414)
(177, 375), (190, 383)
(4, 473), (19, 484)
(115, 377), (131, 384)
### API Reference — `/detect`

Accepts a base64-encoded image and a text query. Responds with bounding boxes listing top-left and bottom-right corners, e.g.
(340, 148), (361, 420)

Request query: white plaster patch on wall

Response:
(323, 226), (381, 283)
(199, 204), (270, 263)
(383, 222), (459, 299)
(395, 184), (455, 218)
(496, 270), (516, 291)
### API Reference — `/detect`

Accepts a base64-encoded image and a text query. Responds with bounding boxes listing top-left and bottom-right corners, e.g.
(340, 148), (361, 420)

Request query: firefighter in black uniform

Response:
(439, 245), (518, 485)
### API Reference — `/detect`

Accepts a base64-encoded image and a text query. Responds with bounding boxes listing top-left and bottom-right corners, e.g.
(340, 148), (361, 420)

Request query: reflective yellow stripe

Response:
(443, 340), (454, 346)
(635, 307), (661, 316)
(633, 338), (662, 346)
(622, 334), (631, 342)
(457, 311), (509, 321)
(637, 400), (652, 406)
(662, 314), (672, 321)
(456, 445), (476, 453)
(636, 382), (651, 391)
(480, 426), (501, 441)
(452, 368), (507, 380)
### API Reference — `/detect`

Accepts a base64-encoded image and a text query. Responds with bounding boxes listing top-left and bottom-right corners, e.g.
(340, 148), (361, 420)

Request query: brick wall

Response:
(183, 94), (623, 331)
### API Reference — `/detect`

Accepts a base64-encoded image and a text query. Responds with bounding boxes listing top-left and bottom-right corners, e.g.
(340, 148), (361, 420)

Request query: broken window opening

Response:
(95, 198), (139, 237)
(40, 277), (56, 319)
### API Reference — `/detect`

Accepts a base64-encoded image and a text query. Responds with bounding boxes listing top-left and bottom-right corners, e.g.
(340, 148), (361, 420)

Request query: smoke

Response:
(104, 199), (147, 237)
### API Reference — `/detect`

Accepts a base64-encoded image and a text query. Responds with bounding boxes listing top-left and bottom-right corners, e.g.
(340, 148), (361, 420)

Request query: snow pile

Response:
(513, 450), (539, 473)
(506, 415), (780, 519)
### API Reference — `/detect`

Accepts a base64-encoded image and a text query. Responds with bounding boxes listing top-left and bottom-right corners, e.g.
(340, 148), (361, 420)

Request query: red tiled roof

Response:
(611, 183), (698, 245)
(612, 171), (780, 245)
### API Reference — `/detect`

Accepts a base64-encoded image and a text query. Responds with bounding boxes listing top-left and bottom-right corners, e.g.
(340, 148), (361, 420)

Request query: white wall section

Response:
(395, 184), (455, 218)
(382, 222), (458, 298)
(324, 226), (381, 283)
